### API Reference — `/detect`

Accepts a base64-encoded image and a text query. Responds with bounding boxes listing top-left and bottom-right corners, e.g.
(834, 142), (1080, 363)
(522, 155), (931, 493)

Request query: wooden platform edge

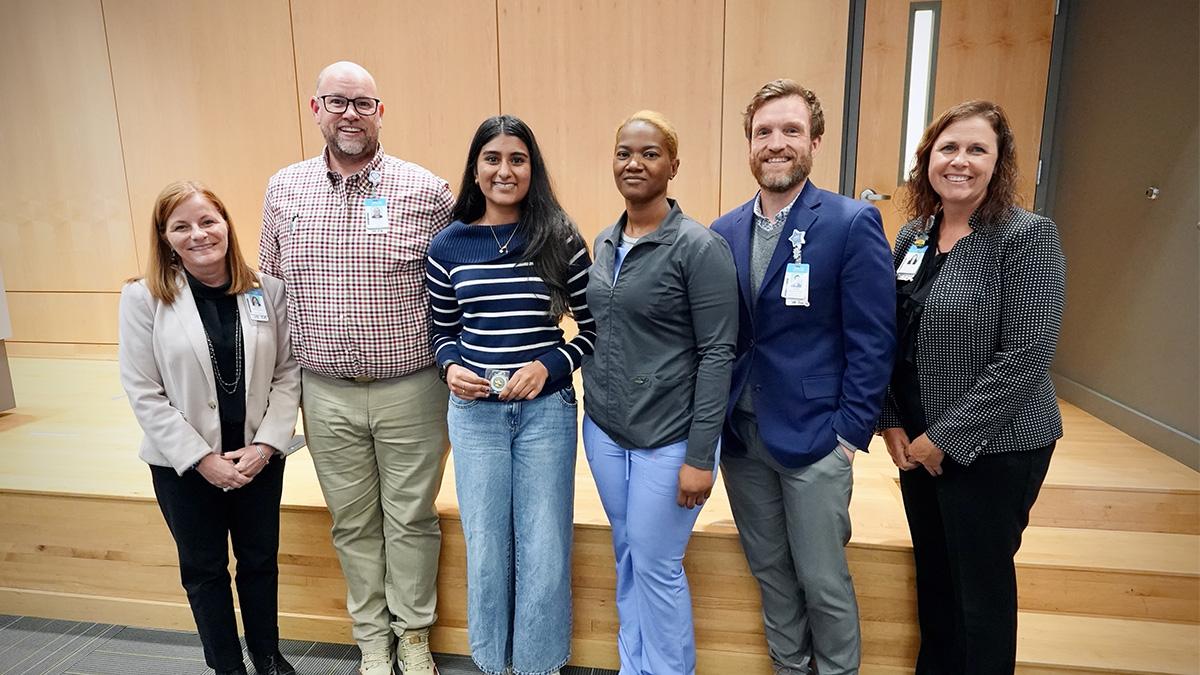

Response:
(0, 586), (779, 672)
(0, 489), (806, 673)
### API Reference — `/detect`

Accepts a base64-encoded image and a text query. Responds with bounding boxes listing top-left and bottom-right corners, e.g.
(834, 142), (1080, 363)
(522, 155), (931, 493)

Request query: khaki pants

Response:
(301, 368), (449, 651)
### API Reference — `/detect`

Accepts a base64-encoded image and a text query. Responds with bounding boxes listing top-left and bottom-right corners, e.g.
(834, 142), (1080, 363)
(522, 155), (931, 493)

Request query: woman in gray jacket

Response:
(582, 110), (738, 675)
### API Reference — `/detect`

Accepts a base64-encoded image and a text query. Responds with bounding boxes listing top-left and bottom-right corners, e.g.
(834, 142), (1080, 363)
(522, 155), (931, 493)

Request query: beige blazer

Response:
(118, 272), (301, 474)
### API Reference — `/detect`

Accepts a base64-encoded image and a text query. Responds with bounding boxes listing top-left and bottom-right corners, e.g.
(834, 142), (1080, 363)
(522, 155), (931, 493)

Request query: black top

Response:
(186, 271), (246, 455)
(891, 221), (948, 440)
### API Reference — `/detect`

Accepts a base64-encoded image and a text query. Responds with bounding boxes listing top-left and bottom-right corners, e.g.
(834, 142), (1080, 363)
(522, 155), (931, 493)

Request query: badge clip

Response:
(788, 230), (807, 263)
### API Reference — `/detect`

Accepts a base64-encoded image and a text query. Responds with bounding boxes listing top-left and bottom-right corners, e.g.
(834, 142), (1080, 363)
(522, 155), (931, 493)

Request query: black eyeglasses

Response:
(317, 95), (381, 116)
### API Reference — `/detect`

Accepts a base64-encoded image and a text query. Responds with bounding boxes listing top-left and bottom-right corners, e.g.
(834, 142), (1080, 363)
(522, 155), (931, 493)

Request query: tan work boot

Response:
(359, 648), (392, 675)
(398, 627), (438, 674)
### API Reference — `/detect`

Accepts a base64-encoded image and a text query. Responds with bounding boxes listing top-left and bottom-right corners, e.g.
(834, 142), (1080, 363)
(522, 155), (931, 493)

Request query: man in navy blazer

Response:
(711, 79), (895, 675)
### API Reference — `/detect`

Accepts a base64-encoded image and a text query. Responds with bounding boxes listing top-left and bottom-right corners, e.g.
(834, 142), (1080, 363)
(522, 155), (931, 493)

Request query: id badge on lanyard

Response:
(896, 243), (929, 282)
(782, 263), (810, 307)
(784, 230), (811, 307)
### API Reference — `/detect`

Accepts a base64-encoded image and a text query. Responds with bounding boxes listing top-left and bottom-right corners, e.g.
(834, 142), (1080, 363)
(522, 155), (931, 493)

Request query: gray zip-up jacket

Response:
(582, 201), (738, 469)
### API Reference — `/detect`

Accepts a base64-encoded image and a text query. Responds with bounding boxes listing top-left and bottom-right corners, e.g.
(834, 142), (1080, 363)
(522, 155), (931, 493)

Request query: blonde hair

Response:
(138, 180), (256, 303)
(615, 110), (679, 159)
(742, 79), (826, 140)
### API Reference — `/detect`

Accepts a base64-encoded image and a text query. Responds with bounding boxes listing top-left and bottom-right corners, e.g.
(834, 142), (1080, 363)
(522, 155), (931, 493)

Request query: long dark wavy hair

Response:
(452, 115), (582, 319)
(900, 99), (1020, 225)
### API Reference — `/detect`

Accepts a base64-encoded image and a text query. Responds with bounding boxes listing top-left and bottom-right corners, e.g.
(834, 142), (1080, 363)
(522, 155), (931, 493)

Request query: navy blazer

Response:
(711, 181), (896, 468)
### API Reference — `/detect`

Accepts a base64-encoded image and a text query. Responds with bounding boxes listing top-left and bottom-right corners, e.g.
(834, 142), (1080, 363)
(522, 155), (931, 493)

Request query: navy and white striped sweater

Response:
(426, 220), (595, 397)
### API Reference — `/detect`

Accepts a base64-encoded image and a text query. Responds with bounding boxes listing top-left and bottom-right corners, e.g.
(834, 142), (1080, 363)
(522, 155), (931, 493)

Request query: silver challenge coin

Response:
(486, 369), (510, 394)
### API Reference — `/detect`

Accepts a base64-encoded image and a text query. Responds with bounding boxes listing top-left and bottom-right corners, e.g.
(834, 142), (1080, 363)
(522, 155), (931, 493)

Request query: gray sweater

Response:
(582, 201), (738, 469)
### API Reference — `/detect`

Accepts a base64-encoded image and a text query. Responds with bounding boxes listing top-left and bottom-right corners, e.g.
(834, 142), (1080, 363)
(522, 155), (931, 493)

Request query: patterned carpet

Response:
(0, 615), (616, 675)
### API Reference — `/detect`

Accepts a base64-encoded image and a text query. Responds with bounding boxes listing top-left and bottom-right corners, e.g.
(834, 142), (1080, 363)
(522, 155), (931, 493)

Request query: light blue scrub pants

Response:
(583, 415), (712, 675)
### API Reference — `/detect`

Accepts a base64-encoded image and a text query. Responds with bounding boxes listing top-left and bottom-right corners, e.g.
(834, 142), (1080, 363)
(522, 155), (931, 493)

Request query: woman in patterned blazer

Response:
(878, 100), (1066, 675)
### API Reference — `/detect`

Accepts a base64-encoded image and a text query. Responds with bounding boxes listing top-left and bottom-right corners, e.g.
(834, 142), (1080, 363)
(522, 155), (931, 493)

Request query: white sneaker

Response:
(398, 627), (438, 674)
(359, 648), (393, 675)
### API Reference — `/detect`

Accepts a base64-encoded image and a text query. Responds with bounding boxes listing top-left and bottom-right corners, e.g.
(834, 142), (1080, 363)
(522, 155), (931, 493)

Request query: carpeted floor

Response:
(0, 615), (616, 675)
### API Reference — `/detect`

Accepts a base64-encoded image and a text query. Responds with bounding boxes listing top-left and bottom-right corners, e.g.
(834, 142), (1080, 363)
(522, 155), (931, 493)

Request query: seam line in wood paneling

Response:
(717, 0), (727, 215)
(286, 0), (307, 165)
(494, 0), (504, 113)
(98, 0), (141, 276)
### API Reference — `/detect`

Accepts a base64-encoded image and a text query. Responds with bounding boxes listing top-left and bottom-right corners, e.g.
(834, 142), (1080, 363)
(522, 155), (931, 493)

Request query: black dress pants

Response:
(898, 444), (1053, 675)
(151, 457), (285, 671)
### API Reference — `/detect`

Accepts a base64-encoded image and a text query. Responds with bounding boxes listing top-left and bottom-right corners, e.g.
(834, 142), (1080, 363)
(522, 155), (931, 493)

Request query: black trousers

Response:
(898, 444), (1054, 675)
(151, 458), (285, 671)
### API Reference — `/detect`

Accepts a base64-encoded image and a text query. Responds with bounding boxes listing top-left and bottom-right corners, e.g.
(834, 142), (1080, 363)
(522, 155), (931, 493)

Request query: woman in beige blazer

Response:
(118, 181), (301, 675)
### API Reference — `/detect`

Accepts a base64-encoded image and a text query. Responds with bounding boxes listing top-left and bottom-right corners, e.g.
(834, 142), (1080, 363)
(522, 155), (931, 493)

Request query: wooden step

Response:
(861, 612), (1200, 674)
(860, 402), (1200, 536)
(1030, 402), (1200, 535)
(1017, 527), (1199, 623)
(1031, 484), (1199, 535)
(1016, 612), (1200, 674)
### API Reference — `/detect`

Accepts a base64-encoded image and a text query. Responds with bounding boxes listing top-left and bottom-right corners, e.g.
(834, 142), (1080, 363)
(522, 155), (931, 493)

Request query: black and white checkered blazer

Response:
(879, 206), (1066, 466)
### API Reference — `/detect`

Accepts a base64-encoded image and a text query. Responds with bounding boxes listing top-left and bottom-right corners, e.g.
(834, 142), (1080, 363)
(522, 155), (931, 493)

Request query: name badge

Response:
(782, 263), (810, 307)
(364, 197), (388, 233)
(896, 243), (928, 282)
(245, 288), (269, 322)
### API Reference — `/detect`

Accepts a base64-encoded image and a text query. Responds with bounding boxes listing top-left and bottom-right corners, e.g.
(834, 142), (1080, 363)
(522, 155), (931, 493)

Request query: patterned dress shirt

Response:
(259, 146), (454, 379)
(752, 189), (800, 234)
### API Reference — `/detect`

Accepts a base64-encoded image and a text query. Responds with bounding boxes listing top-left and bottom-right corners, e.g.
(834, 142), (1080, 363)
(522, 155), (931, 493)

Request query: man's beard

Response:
(751, 152), (812, 192)
(325, 129), (376, 160)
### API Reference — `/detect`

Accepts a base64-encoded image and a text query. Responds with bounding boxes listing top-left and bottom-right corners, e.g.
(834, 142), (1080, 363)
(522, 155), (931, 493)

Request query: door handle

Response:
(860, 188), (892, 201)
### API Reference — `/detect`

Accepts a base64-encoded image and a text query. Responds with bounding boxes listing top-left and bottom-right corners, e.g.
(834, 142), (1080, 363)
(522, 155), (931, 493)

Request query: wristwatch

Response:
(437, 362), (456, 382)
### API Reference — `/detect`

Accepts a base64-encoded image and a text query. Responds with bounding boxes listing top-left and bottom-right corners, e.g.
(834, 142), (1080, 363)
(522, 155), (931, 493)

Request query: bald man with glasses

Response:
(259, 61), (453, 675)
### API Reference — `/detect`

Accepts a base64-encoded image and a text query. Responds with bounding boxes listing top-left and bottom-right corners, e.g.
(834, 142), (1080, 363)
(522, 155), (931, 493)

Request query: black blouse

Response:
(186, 271), (246, 455)
(891, 221), (948, 440)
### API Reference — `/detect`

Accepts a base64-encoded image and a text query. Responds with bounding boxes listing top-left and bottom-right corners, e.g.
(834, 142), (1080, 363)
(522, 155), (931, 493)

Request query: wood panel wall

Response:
(0, 0), (856, 354)
(931, 0), (1055, 208)
(103, 0), (304, 270)
(289, 0), (501, 192)
(0, 1), (136, 358)
(499, 0), (727, 239)
(720, 0), (851, 213)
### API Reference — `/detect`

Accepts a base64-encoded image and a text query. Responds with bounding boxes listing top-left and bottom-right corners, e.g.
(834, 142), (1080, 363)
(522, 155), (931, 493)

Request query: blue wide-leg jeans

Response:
(583, 415), (710, 675)
(448, 387), (578, 675)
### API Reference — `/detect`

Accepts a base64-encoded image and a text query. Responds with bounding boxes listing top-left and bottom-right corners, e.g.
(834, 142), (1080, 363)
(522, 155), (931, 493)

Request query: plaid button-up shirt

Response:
(259, 147), (454, 379)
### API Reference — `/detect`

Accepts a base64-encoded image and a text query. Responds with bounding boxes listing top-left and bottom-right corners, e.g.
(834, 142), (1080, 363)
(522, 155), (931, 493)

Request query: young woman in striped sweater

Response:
(425, 115), (593, 675)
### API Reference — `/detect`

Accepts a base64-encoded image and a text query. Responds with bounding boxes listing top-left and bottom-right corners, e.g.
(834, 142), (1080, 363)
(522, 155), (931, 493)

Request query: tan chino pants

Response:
(301, 367), (449, 652)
